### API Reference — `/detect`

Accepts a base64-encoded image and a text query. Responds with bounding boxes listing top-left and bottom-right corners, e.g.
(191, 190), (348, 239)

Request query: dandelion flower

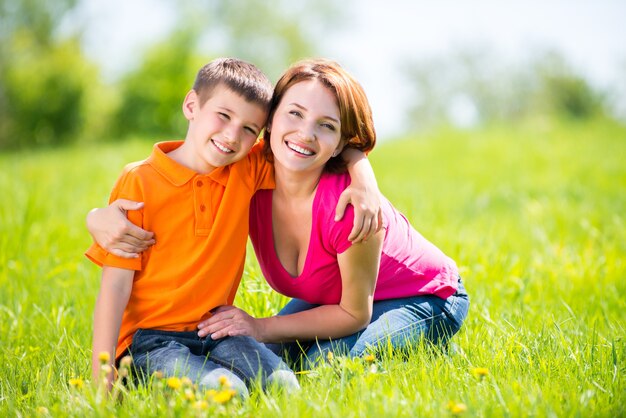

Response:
(364, 354), (375, 363)
(98, 351), (111, 364)
(326, 351), (334, 361)
(447, 401), (467, 415)
(181, 376), (193, 387)
(205, 389), (218, 398)
(68, 378), (84, 389)
(218, 375), (231, 387)
(100, 364), (113, 375)
(471, 367), (489, 379)
(451, 403), (467, 414)
(213, 389), (236, 404)
(36, 406), (49, 415)
(167, 377), (182, 390)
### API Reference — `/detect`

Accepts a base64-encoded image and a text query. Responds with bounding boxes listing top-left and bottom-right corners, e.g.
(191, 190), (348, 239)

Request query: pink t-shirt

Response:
(249, 171), (459, 305)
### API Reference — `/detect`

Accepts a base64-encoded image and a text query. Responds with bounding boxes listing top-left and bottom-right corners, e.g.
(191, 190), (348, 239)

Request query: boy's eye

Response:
(218, 112), (230, 120)
(244, 126), (258, 136)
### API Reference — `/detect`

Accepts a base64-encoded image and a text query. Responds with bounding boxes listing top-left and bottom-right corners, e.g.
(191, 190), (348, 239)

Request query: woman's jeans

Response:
(130, 329), (296, 392)
(269, 279), (469, 369)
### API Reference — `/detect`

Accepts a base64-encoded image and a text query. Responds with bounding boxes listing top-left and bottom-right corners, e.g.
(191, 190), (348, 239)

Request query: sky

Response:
(78, 0), (626, 139)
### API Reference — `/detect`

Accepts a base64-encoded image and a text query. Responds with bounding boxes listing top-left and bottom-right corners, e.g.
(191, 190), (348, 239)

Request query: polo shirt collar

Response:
(147, 141), (230, 187)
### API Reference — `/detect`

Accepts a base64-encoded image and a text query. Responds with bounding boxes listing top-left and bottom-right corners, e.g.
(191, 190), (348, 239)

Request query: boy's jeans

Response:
(130, 329), (297, 392)
(269, 279), (470, 368)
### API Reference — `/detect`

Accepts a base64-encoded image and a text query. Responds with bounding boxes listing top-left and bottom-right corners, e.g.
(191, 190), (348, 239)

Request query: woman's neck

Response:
(273, 164), (324, 201)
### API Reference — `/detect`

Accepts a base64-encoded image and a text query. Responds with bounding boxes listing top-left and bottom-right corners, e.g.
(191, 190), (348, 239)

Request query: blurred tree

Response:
(0, 0), (100, 149)
(402, 48), (609, 131)
(111, 0), (344, 139)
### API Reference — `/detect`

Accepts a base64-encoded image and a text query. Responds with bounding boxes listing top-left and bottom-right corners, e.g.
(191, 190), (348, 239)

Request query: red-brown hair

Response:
(263, 59), (376, 173)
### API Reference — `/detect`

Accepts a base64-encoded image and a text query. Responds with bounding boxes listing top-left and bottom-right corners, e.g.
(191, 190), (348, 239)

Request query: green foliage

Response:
(0, 0), (103, 150)
(403, 49), (611, 130)
(1, 121), (625, 416)
(113, 31), (204, 140)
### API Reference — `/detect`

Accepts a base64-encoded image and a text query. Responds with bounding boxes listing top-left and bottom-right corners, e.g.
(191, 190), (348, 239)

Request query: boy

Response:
(87, 58), (297, 394)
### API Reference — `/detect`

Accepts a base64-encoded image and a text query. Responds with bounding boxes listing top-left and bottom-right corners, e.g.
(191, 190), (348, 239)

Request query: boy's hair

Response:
(263, 58), (376, 174)
(193, 58), (273, 109)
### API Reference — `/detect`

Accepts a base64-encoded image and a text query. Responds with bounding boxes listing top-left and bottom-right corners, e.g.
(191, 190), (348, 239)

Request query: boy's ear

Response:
(182, 90), (198, 121)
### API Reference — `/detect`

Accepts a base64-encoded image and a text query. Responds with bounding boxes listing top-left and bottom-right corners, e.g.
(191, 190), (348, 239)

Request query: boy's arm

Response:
(92, 266), (133, 389)
(338, 148), (383, 243)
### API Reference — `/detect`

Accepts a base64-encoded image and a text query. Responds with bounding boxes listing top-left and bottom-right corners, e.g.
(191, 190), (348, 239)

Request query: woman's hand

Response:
(335, 185), (383, 243)
(86, 199), (155, 258)
(197, 306), (266, 342)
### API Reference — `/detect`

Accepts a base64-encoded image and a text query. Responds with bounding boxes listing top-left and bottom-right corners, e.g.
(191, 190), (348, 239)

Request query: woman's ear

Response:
(182, 90), (198, 121)
(333, 140), (347, 157)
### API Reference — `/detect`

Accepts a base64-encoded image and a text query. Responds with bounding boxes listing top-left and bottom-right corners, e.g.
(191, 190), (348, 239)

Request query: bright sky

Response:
(80, 0), (626, 138)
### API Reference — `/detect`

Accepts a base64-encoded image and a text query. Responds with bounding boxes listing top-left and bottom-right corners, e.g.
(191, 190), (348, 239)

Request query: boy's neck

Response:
(167, 140), (217, 175)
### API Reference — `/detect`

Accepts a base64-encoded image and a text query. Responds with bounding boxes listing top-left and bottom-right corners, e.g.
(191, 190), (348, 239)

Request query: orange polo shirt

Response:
(86, 140), (274, 359)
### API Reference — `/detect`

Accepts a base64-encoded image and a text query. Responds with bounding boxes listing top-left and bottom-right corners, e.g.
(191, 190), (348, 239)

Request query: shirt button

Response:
(200, 204), (206, 212)
(196, 180), (203, 187)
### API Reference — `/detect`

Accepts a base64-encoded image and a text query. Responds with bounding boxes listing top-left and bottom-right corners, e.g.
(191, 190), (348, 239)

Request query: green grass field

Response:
(1, 119), (624, 417)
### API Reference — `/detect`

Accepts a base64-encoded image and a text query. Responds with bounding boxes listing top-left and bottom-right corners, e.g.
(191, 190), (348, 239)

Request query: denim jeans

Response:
(130, 329), (297, 392)
(268, 279), (469, 369)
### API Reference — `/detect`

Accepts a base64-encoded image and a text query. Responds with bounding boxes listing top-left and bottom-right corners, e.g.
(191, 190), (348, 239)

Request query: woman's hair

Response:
(263, 58), (376, 173)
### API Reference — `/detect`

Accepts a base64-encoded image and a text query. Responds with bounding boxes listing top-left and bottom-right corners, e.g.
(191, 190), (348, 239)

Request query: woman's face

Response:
(268, 79), (344, 174)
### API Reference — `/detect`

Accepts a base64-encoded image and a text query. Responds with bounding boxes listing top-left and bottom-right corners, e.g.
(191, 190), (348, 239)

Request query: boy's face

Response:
(183, 84), (268, 172)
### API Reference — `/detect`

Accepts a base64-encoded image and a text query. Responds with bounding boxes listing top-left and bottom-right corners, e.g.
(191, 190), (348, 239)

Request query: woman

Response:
(89, 59), (469, 367)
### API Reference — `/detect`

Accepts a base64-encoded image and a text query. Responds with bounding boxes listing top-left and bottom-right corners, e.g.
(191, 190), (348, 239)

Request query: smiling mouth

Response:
(286, 141), (314, 156)
(212, 139), (234, 153)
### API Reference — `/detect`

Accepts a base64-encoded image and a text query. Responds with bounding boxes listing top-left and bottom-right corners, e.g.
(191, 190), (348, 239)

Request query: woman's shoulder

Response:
(318, 171), (352, 197)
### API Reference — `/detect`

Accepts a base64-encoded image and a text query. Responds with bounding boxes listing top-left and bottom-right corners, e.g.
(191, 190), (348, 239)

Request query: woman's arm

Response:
(92, 266), (133, 388)
(86, 199), (155, 258)
(198, 229), (384, 343)
(338, 148), (383, 243)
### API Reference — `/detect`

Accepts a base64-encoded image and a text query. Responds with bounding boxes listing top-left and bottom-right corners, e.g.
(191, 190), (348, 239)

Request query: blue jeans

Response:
(268, 279), (469, 369)
(130, 329), (297, 392)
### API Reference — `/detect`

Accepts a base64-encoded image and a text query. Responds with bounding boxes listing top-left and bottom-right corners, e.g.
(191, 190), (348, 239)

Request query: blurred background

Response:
(1, 0), (625, 150)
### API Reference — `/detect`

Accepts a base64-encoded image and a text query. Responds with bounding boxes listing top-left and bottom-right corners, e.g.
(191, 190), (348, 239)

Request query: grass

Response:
(1, 119), (625, 417)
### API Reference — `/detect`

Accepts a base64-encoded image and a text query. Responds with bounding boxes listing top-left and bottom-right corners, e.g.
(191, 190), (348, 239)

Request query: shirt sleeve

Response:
(85, 165), (144, 271)
(327, 202), (354, 255)
(247, 140), (275, 191)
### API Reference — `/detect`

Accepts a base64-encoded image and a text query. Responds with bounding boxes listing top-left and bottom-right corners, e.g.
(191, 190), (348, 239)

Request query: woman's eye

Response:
(289, 110), (302, 118)
(321, 123), (336, 131)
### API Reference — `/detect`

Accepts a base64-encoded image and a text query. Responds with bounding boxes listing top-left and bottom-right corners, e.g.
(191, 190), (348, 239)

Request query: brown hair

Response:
(193, 58), (273, 109)
(263, 58), (376, 173)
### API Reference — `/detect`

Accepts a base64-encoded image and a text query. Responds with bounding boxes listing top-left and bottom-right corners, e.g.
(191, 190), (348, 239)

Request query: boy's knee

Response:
(266, 369), (300, 392)
(199, 368), (249, 397)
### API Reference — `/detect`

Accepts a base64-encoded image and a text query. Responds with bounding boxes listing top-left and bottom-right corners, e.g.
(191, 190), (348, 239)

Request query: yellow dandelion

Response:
(119, 355), (132, 368)
(471, 367), (489, 379)
(98, 351), (111, 364)
(213, 389), (236, 404)
(326, 351), (334, 361)
(218, 375), (231, 387)
(166, 376), (182, 390)
(36, 406), (49, 415)
(193, 400), (209, 410)
(364, 353), (375, 363)
(205, 389), (218, 398)
(451, 402), (467, 414)
(68, 378), (84, 389)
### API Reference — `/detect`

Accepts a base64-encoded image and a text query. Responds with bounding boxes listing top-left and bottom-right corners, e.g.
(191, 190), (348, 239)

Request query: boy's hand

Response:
(197, 306), (266, 342)
(86, 199), (155, 258)
(335, 186), (383, 243)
